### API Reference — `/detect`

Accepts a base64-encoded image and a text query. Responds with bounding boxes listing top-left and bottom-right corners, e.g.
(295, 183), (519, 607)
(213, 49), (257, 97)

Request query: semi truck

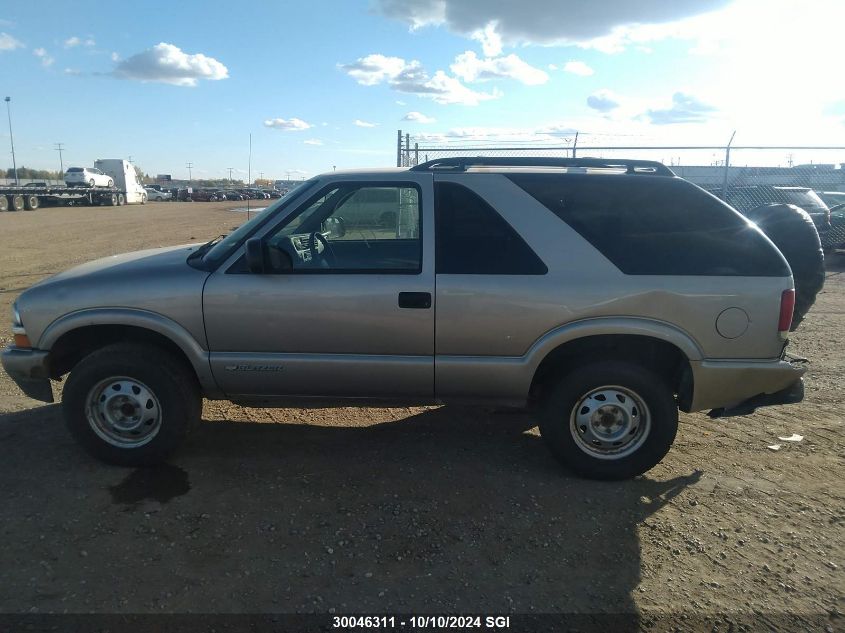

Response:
(0, 159), (148, 211)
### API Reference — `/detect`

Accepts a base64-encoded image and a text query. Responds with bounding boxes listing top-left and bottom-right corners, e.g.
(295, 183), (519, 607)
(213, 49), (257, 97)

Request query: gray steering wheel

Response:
(309, 231), (337, 266)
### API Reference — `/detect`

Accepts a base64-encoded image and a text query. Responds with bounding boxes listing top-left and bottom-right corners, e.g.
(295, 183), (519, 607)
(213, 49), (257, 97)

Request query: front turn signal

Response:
(13, 333), (31, 349)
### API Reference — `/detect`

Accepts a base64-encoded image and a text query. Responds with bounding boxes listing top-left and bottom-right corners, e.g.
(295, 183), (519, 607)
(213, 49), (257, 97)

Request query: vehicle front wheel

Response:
(89, 179), (95, 187)
(62, 343), (201, 466)
(538, 361), (678, 480)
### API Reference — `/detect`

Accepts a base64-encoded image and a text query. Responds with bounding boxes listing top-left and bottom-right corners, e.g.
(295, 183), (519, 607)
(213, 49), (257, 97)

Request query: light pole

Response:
(55, 143), (65, 179)
(227, 167), (234, 183)
(5, 97), (18, 186)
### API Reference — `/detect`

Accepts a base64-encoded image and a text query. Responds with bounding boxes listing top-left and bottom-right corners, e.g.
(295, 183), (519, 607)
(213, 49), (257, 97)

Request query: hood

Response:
(31, 243), (200, 289)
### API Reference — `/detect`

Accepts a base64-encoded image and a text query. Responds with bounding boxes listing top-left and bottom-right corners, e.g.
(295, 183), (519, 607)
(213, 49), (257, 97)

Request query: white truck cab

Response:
(94, 159), (147, 204)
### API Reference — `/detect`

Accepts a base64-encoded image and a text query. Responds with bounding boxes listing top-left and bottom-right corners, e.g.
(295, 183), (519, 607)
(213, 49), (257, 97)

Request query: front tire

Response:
(62, 343), (201, 466)
(538, 361), (678, 480)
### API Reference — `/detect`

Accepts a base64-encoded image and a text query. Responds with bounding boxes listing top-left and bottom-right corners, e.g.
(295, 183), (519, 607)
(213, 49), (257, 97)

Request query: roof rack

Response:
(409, 156), (675, 176)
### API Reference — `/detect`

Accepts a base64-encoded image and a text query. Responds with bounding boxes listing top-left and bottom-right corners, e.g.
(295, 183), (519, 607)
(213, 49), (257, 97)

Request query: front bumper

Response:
(1, 346), (54, 403)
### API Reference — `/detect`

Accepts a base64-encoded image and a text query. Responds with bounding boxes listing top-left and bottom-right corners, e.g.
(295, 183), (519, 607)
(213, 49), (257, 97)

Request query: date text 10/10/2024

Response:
(332, 616), (511, 629)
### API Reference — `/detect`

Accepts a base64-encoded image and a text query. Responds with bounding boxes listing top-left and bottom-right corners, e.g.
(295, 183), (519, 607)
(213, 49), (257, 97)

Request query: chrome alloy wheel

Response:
(85, 376), (162, 448)
(569, 385), (651, 460)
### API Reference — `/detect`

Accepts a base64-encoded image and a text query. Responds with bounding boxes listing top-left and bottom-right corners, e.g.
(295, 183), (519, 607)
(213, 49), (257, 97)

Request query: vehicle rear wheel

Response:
(10, 194), (24, 211)
(24, 194), (39, 211)
(0, 196), (8, 212)
(89, 179), (95, 187)
(117, 193), (125, 206)
(107, 179), (114, 187)
(107, 193), (117, 206)
(538, 361), (678, 480)
(62, 343), (201, 466)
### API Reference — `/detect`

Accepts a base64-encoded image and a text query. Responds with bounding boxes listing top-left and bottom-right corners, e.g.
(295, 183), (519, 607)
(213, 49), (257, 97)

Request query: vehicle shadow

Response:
(0, 404), (700, 624)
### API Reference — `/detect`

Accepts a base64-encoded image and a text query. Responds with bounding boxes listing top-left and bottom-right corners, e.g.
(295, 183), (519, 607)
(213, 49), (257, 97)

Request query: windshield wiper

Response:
(188, 234), (226, 260)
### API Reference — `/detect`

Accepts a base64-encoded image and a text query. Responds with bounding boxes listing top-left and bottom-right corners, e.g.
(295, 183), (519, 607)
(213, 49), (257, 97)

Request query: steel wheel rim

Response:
(85, 376), (162, 448)
(569, 385), (651, 460)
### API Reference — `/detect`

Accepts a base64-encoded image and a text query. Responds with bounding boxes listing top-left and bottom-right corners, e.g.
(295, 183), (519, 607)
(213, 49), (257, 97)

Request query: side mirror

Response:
(245, 238), (265, 273)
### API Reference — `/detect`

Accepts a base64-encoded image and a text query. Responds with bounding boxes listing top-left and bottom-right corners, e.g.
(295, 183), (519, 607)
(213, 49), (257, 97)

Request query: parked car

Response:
(816, 191), (845, 209)
(145, 187), (172, 202)
(64, 167), (113, 188)
(2, 157), (807, 480)
(822, 203), (845, 252)
(263, 189), (282, 199)
(190, 189), (222, 202)
(23, 182), (48, 188)
(720, 185), (831, 231)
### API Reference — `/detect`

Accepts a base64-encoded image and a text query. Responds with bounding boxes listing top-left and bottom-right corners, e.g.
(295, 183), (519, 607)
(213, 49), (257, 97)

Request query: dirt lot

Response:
(0, 201), (842, 630)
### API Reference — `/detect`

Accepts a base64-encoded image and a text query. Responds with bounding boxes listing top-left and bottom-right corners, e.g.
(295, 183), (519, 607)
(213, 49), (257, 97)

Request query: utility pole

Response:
(55, 143), (65, 179)
(227, 167), (234, 182)
(5, 97), (18, 186)
(185, 162), (193, 183)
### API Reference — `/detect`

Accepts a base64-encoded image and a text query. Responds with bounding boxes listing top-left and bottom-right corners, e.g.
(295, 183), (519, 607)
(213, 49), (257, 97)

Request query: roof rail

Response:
(409, 156), (675, 176)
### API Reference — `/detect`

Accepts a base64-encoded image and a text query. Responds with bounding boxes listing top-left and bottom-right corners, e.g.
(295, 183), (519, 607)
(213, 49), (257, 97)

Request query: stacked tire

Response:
(746, 203), (825, 330)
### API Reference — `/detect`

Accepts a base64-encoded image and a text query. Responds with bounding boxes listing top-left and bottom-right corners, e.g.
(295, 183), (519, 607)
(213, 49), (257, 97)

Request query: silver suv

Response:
(2, 157), (807, 479)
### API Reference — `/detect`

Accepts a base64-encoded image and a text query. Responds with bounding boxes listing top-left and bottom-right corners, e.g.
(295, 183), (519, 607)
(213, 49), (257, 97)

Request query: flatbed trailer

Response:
(0, 185), (142, 211)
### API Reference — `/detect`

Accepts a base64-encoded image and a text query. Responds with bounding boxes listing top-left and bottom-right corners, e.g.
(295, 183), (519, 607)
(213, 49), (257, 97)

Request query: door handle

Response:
(398, 292), (432, 309)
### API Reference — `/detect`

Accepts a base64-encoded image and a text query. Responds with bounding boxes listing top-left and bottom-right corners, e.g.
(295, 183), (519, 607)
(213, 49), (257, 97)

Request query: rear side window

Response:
(508, 174), (790, 277)
(435, 182), (547, 275)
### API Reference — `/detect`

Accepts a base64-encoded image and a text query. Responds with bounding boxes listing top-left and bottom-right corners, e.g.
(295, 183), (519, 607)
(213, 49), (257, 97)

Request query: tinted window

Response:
(508, 174), (789, 277)
(435, 182), (547, 275)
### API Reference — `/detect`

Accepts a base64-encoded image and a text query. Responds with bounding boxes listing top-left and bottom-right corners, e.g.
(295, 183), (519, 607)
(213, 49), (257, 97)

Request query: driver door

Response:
(203, 174), (435, 401)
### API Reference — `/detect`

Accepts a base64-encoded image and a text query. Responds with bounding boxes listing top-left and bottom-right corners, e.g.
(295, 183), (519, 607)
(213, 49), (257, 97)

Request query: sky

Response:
(2, 0), (845, 181)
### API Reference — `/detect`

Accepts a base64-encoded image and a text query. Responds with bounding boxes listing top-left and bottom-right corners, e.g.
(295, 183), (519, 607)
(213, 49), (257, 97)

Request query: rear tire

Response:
(24, 195), (39, 211)
(0, 196), (8, 212)
(538, 361), (678, 480)
(10, 194), (24, 211)
(107, 179), (114, 187)
(746, 203), (824, 330)
(117, 193), (125, 206)
(62, 343), (201, 466)
(89, 179), (95, 187)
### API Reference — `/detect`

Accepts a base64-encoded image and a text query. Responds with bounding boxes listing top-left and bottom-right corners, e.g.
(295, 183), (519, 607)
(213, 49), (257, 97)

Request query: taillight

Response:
(778, 289), (795, 337)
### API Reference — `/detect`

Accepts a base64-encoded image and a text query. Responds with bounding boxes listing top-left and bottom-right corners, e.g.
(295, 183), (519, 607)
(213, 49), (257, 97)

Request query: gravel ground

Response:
(0, 201), (842, 630)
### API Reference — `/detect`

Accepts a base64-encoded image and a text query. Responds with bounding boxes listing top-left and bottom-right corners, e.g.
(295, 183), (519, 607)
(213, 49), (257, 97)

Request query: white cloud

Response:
(113, 42), (228, 86)
(64, 68), (81, 75)
(562, 61), (594, 76)
(395, 100), (407, 105)
(304, 139), (324, 145)
(341, 53), (407, 86)
(63, 36), (93, 48)
(373, 0), (730, 52)
(644, 92), (717, 125)
(403, 111), (436, 123)
(471, 21), (502, 56)
(340, 53), (500, 105)
(264, 117), (312, 131)
(450, 51), (548, 85)
(33, 47), (54, 67)
(110, 52), (120, 62)
(0, 32), (23, 51)
(586, 89), (620, 113)
(354, 119), (378, 128)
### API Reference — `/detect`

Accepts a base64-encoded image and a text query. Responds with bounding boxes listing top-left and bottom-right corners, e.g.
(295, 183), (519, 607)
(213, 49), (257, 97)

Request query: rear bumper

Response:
(0, 346), (54, 403)
(688, 356), (806, 412)
(708, 378), (804, 418)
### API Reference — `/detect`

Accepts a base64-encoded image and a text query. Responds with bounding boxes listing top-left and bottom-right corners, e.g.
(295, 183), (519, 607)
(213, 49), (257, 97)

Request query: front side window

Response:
(265, 183), (421, 272)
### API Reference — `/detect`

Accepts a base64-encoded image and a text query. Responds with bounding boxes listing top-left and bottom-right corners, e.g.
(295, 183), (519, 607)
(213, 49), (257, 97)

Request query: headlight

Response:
(12, 303), (22, 328)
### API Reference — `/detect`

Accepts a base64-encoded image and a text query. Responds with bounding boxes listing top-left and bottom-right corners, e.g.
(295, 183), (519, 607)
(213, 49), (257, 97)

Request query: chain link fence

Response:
(396, 131), (845, 249)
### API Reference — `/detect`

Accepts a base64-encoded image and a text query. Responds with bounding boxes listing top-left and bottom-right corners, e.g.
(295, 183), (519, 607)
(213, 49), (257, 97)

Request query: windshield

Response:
(201, 177), (318, 265)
